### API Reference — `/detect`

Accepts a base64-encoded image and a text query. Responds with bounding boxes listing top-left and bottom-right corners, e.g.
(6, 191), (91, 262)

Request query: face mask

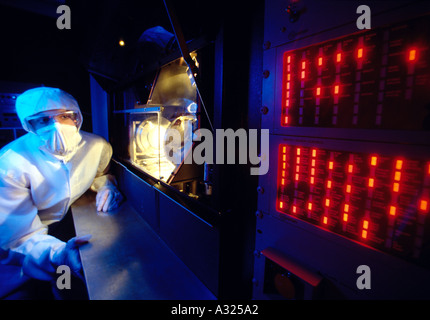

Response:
(36, 122), (81, 159)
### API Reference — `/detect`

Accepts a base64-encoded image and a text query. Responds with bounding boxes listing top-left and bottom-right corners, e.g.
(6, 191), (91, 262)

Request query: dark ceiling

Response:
(0, 0), (224, 122)
(0, 0), (223, 82)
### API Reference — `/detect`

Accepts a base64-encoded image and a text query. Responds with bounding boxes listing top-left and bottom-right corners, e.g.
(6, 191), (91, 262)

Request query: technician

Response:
(0, 87), (122, 299)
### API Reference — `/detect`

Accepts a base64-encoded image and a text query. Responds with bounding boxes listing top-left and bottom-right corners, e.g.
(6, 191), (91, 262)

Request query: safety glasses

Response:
(26, 110), (81, 133)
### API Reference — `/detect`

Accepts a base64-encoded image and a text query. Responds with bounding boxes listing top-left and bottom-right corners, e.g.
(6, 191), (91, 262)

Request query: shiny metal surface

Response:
(71, 192), (216, 300)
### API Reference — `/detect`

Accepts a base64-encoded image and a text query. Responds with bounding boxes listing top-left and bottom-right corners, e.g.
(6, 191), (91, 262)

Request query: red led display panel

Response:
(277, 144), (430, 261)
(281, 15), (430, 130)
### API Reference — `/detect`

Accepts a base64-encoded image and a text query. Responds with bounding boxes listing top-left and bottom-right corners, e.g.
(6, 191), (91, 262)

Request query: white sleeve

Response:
(90, 140), (119, 192)
(0, 169), (64, 281)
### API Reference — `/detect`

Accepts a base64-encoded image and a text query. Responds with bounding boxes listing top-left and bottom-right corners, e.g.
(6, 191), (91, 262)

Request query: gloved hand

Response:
(96, 186), (123, 212)
(51, 234), (92, 280)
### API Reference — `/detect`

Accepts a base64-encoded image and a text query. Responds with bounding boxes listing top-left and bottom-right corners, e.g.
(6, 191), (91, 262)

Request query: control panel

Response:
(0, 93), (20, 128)
(254, 0), (430, 299)
(276, 143), (430, 262)
(279, 16), (430, 130)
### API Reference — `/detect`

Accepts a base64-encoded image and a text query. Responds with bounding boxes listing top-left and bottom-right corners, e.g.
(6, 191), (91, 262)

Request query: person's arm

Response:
(90, 140), (123, 212)
(0, 168), (89, 281)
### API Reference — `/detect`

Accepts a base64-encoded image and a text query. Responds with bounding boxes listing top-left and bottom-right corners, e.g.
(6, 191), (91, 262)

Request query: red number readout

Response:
(280, 17), (428, 131)
(276, 144), (429, 260)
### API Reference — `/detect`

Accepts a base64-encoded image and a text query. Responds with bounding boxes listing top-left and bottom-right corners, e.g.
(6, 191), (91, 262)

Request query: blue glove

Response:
(52, 234), (91, 280)
(96, 187), (123, 212)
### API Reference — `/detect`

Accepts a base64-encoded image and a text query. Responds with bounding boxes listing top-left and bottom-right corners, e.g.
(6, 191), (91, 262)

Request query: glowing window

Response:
(279, 201), (284, 209)
(396, 160), (403, 170)
(328, 161), (334, 170)
(348, 164), (354, 173)
(368, 178), (374, 188)
(334, 85), (340, 95)
(344, 204), (349, 212)
(408, 49), (417, 61)
(308, 202), (313, 210)
(301, 61), (306, 69)
(327, 180), (332, 189)
(371, 156), (378, 166)
(336, 52), (342, 63)
(362, 230), (368, 239)
(318, 56), (323, 66)
(393, 182), (400, 192)
(363, 220), (369, 229)
(389, 206), (396, 216)
(357, 48), (363, 59)
(325, 198), (330, 207)
(394, 171), (401, 181)
(420, 200), (428, 212)
(343, 213), (348, 222)
(312, 149), (317, 157)
(316, 87), (321, 96)
(346, 184), (352, 193)
(323, 216), (328, 224)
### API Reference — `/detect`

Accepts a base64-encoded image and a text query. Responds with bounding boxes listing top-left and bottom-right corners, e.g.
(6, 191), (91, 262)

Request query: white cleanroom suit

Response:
(0, 87), (122, 299)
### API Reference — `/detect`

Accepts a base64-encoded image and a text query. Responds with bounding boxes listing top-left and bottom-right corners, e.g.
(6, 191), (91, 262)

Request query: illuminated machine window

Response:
(280, 16), (430, 130)
(276, 144), (430, 261)
(127, 57), (198, 183)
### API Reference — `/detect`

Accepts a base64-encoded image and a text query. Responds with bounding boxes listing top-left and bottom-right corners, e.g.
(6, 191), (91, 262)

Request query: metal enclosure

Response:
(93, 1), (265, 299)
(254, 0), (430, 299)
